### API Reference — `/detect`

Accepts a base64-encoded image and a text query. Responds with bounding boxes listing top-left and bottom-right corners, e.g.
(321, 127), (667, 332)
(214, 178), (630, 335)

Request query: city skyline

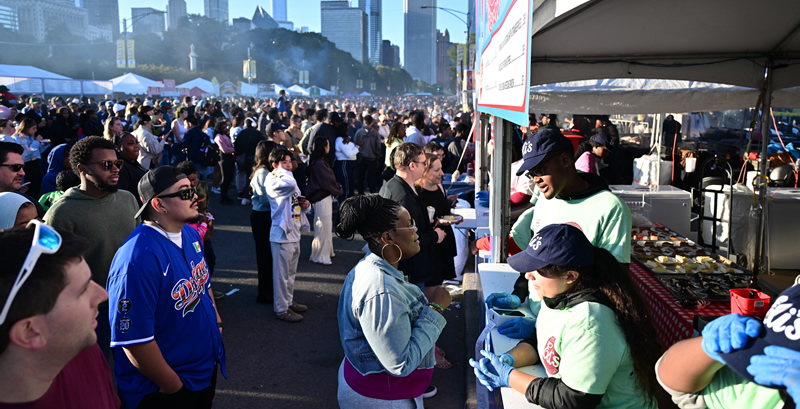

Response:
(118, 0), (469, 67)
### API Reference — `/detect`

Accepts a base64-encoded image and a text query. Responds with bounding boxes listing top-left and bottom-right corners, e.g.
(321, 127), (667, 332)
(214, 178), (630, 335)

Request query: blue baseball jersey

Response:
(107, 224), (226, 409)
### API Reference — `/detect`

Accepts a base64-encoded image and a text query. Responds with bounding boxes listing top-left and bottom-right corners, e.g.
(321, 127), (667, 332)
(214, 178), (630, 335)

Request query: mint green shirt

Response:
(535, 299), (657, 409)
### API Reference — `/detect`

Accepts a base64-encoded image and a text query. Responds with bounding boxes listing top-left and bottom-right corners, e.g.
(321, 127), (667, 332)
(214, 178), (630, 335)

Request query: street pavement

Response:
(207, 195), (469, 409)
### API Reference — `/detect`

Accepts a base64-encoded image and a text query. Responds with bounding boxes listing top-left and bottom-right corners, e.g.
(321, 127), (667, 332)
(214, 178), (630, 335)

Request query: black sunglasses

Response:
(0, 163), (24, 172)
(157, 186), (197, 201)
(90, 160), (123, 171)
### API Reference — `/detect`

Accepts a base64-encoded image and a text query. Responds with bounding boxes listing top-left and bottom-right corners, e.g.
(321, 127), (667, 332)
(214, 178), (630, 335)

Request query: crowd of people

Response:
(0, 88), (797, 409)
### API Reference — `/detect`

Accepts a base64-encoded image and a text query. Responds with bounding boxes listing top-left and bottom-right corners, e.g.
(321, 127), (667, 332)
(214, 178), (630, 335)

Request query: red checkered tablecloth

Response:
(630, 261), (731, 347)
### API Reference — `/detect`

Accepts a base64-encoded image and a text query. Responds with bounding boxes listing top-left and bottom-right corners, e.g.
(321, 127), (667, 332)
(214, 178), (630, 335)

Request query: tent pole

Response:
(477, 113), (489, 191)
(753, 61), (773, 276)
(489, 117), (512, 263)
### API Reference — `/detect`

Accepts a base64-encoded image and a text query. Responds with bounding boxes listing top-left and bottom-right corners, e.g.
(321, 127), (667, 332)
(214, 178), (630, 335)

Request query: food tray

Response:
(439, 214), (464, 223)
(655, 273), (752, 301)
(631, 225), (683, 241)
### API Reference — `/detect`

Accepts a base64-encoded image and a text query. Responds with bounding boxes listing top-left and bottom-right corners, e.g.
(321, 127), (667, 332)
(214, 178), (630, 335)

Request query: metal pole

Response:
(476, 113), (489, 191)
(489, 117), (511, 263)
(753, 61), (773, 276)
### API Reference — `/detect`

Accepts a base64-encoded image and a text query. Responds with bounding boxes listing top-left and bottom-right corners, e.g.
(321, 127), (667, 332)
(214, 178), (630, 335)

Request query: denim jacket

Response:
(337, 252), (446, 377)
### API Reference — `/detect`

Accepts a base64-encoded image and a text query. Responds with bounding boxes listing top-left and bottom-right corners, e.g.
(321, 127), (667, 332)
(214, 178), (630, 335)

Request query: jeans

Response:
(334, 159), (357, 201)
(356, 158), (379, 194)
(218, 153), (234, 200)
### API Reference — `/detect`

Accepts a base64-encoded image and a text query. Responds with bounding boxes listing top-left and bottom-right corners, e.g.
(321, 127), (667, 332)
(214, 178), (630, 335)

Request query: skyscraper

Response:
(204, 0), (228, 24)
(132, 7), (165, 34)
(83, 0), (119, 39)
(252, 5), (278, 29)
(167, 0), (187, 31)
(380, 40), (400, 68)
(357, 0), (381, 67)
(404, 0), (436, 84)
(321, 1), (368, 64)
(436, 29), (453, 87)
(268, 0), (287, 22)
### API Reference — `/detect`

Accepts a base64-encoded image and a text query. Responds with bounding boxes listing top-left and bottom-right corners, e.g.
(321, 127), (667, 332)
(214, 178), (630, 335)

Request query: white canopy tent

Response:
(272, 84), (289, 94)
(176, 78), (214, 94)
(512, 0), (800, 271)
(288, 84), (310, 96)
(528, 79), (800, 116)
(0, 64), (71, 80)
(359, 91), (372, 97)
(109, 73), (163, 95)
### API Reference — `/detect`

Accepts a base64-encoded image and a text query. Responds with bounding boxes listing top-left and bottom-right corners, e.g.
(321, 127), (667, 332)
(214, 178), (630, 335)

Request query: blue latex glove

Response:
(499, 352), (515, 366)
(701, 313), (762, 363)
(747, 345), (800, 402)
(469, 350), (514, 392)
(497, 317), (537, 339)
(485, 292), (521, 309)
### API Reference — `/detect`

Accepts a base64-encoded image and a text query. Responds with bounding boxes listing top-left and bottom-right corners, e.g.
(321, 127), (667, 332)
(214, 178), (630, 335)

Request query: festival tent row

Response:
(177, 78), (214, 94)
(109, 73), (163, 95)
(0, 64), (71, 80)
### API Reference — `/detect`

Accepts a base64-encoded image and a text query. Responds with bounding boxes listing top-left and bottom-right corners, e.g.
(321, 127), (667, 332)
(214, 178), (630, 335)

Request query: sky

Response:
(118, 0), (470, 66)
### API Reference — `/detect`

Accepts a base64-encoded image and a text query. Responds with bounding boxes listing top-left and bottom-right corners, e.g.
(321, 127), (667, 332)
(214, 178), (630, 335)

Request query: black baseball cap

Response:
(135, 166), (187, 219)
(591, 132), (611, 147)
(266, 122), (286, 138)
(720, 285), (800, 386)
(507, 224), (595, 273)
(516, 128), (573, 176)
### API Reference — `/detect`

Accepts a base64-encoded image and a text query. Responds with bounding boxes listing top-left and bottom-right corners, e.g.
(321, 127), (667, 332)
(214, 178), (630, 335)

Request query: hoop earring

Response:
(380, 243), (403, 264)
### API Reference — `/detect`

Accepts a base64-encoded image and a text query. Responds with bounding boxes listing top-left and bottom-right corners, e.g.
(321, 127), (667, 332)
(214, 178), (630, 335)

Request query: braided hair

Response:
(336, 195), (401, 248)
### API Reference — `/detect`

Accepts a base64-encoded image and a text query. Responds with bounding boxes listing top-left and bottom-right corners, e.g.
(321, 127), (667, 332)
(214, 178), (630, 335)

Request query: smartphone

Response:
(494, 309), (525, 317)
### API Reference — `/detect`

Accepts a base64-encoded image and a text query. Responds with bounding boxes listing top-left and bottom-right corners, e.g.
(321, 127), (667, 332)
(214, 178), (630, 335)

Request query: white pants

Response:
(337, 360), (424, 409)
(271, 241), (300, 315)
(310, 196), (335, 264)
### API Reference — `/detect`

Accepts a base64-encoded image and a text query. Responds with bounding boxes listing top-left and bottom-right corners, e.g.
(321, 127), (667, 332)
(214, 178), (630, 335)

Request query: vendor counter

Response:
(476, 263), (547, 409)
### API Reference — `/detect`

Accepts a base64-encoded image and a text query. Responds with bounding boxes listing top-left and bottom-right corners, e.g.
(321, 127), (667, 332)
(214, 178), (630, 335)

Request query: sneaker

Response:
(210, 187), (221, 194)
(288, 303), (308, 313)
(276, 310), (303, 323)
(212, 290), (225, 300)
(422, 385), (437, 399)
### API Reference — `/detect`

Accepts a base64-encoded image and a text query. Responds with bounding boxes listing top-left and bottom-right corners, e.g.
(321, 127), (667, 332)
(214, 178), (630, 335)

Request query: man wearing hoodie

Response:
(40, 142), (72, 196)
(478, 128), (632, 339)
(44, 136), (139, 359)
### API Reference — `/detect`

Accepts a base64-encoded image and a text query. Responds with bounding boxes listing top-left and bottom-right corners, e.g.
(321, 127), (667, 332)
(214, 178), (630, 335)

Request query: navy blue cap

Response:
(266, 121), (286, 137)
(516, 128), (573, 176)
(720, 285), (800, 387)
(591, 132), (611, 147)
(507, 224), (595, 273)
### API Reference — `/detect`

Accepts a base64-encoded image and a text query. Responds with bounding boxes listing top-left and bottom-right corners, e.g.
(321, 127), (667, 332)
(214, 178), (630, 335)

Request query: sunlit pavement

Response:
(208, 196), (468, 408)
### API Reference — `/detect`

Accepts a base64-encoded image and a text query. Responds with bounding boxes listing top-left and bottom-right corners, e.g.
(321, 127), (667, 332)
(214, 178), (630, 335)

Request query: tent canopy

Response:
(529, 0), (800, 89)
(109, 73), (163, 95)
(288, 84), (310, 96)
(0, 64), (70, 80)
(359, 91), (371, 97)
(528, 79), (800, 115)
(176, 78), (213, 93)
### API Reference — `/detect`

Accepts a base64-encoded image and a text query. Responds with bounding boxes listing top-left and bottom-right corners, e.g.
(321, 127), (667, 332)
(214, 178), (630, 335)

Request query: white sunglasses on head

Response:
(0, 220), (63, 326)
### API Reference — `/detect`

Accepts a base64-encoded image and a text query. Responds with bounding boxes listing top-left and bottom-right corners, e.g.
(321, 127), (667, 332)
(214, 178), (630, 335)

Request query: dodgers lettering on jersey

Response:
(171, 258), (210, 316)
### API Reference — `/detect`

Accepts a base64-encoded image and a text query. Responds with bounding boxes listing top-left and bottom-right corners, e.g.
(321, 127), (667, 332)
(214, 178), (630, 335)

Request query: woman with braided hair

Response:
(335, 194), (452, 408)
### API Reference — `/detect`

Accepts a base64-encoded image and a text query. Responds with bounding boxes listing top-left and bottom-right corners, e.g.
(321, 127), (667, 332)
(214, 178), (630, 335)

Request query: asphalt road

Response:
(207, 195), (468, 409)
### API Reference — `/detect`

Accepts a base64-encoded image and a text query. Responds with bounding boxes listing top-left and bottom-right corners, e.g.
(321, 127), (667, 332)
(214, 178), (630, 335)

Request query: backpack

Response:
(199, 133), (220, 166)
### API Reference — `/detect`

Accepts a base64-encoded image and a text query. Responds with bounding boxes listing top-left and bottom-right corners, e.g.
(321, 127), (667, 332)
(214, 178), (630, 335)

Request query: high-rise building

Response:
(321, 1), (368, 64)
(83, 0), (119, 39)
(404, 0), (436, 84)
(167, 0), (187, 31)
(232, 17), (253, 32)
(357, 0), (381, 67)
(0, 1), (19, 33)
(8, 0), (88, 42)
(268, 0), (287, 22)
(204, 0), (228, 24)
(277, 21), (293, 30)
(380, 40), (400, 69)
(436, 29), (454, 87)
(132, 7), (165, 35)
(252, 5), (278, 30)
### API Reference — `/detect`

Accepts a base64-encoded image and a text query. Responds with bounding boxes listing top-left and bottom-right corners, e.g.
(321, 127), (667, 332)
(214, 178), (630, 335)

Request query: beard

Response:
(90, 177), (118, 193)
(184, 201), (202, 224)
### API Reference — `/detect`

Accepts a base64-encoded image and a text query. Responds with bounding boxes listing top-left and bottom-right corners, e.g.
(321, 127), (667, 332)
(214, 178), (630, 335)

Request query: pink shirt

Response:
(575, 151), (598, 174)
(214, 133), (235, 154)
(343, 357), (432, 400)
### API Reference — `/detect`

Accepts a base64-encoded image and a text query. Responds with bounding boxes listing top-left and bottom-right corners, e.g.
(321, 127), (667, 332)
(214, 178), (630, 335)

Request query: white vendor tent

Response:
(359, 91), (372, 97)
(109, 73), (163, 95)
(240, 82), (258, 97)
(176, 78), (214, 94)
(528, 79), (800, 116)
(0, 64), (71, 80)
(272, 84), (289, 94)
(288, 84), (310, 96)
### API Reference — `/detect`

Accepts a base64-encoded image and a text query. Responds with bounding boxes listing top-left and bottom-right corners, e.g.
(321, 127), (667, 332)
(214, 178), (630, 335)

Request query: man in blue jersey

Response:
(107, 166), (225, 409)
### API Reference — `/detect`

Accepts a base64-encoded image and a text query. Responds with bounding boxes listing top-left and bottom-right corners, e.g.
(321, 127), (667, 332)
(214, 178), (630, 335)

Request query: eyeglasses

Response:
(0, 163), (24, 172)
(157, 186), (197, 201)
(90, 160), (123, 171)
(0, 220), (62, 326)
(525, 155), (556, 179)
(394, 219), (417, 231)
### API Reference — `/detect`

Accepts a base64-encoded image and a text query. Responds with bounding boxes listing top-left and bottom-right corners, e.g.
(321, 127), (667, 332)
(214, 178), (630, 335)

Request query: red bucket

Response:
(730, 289), (771, 318)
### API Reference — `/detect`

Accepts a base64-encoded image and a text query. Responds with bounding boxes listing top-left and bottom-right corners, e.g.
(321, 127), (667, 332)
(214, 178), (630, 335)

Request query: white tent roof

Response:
(176, 78), (213, 93)
(318, 87), (334, 96)
(0, 64), (70, 80)
(528, 79), (800, 115)
(359, 91), (372, 97)
(288, 84), (310, 96)
(272, 84), (288, 94)
(527, 0), (800, 90)
(109, 73), (163, 95)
